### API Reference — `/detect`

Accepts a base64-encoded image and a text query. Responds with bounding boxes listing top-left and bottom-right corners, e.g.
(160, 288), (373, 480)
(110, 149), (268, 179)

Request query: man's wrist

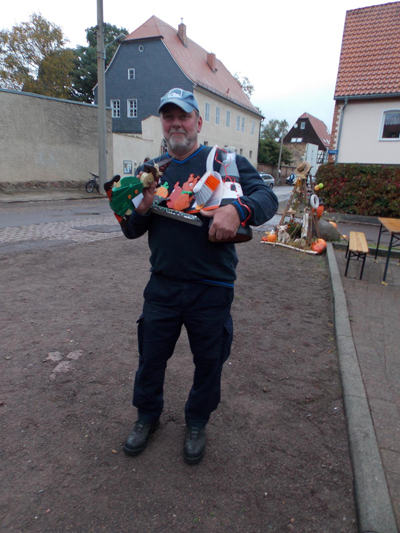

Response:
(135, 205), (151, 216)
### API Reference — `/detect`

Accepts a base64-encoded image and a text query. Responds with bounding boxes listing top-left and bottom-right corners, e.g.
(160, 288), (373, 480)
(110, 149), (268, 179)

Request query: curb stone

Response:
(326, 243), (397, 533)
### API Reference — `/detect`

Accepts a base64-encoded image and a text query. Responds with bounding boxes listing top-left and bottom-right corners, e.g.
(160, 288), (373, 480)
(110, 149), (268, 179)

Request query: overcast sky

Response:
(2, 0), (392, 131)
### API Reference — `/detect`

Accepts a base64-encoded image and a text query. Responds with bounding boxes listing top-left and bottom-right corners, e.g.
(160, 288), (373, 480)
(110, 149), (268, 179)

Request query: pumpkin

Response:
(329, 221), (338, 229)
(317, 238), (327, 248)
(311, 242), (325, 254)
(267, 233), (277, 243)
(316, 205), (324, 218)
(155, 182), (169, 198)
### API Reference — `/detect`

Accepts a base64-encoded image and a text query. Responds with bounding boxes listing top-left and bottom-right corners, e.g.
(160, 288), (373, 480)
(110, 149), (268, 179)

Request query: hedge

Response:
(316, 163), (400, 217)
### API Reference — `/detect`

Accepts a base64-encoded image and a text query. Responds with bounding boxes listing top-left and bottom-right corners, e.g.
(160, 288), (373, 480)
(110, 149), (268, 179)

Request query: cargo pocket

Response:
(136, 314), (144, 360)
(220, 315), (234, 366)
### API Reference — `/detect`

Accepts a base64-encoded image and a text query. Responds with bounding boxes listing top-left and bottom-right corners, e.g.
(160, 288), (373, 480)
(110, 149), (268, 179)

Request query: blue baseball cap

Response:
(158, 88), (199, 113)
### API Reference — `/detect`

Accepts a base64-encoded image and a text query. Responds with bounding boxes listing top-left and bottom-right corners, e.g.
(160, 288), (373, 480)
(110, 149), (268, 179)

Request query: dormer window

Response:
(128, 68), (135, 80)
(300, 122), (306, 129)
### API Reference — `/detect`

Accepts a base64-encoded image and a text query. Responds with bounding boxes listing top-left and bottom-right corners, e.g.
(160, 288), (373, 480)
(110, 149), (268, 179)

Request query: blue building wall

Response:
(104, 39), (194, 134)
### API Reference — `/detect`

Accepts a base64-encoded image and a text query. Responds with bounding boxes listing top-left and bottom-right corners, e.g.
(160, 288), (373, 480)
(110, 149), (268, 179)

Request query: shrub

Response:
(316, 163), (400, 217)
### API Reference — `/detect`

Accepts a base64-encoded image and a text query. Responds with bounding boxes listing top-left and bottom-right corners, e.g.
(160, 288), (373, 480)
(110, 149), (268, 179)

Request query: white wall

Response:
(337, 99), (400, 164)
(0, 89), (113, 186)
(305, 143), (319, 176)
(112, 115), (165, 176)
(0, 89), (262, 189)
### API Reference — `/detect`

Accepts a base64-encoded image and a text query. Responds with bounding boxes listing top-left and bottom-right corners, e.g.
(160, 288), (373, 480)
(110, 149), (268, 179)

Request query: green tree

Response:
(23, 49), (75, 98)
(0, 13), (72, 94)
(71, 23), (128, 103)
(258, 138), (292, 166)
(261, 119), (289, 141)
(258, 118), (291, 165)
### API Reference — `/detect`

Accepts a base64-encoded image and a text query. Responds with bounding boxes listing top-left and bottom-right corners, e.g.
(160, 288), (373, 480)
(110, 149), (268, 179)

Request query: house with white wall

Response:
(330, 1), (400, 164)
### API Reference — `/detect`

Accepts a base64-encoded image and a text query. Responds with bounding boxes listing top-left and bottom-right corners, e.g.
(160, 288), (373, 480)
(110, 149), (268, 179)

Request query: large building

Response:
(100, 16), (263, 163)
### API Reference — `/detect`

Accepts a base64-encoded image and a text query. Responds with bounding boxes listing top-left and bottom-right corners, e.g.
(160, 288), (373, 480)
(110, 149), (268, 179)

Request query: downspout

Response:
(335, 97), (348, 164)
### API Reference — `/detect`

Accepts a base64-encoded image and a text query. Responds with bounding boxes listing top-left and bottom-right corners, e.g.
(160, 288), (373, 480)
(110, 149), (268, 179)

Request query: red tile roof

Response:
(125, 16), (261, 115)
(299, 113), (331, 148)
(335, 1), (400, 98)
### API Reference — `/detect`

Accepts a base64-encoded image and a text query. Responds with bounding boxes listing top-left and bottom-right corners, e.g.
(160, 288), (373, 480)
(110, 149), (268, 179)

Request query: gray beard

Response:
(167, 137), (191, 156)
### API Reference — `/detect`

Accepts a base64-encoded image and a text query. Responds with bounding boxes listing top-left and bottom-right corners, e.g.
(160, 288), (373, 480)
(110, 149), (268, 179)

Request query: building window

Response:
(249, 151), (252, 159)
(236, 116), (240, 131)
(241, 117), (245, 132)
(226, 110), (231, 127)
(216, 106), (220, 125)
(239, 149), (243, 155)
(204, 141), (208, 146)
(110, 99), (120, 118)
(128, 68), (135, 80)
(300, 121), (306, 129)
(381, 110), (400, 139)
(290, 137), (303, 143)
(205, 103), (210, 122)
(127, 99), (137, 118)
(251, 121), (255, 135)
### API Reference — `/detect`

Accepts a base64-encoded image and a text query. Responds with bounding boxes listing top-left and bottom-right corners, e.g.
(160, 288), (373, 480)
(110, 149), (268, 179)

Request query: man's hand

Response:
(135, 176), (157, 215)
(200, 204), (240, 242)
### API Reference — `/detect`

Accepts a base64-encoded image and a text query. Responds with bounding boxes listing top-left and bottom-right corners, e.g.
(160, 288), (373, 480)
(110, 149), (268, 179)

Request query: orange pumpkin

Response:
(311, 242), (325, 254)
(329, 221), (338, 229)
(267, 233), (277, 243)
(317, 238), (327, 248)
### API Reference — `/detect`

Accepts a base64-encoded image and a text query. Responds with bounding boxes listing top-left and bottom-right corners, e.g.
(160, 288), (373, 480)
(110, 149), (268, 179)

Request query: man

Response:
(119, 88), (278, 464)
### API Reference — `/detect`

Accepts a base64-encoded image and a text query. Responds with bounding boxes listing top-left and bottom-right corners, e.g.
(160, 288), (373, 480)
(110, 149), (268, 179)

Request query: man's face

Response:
(160, 104), (203, 159)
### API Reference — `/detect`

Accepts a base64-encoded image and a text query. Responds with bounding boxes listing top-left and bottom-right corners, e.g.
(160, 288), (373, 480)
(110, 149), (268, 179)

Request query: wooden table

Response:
(374, 218), (400, 282)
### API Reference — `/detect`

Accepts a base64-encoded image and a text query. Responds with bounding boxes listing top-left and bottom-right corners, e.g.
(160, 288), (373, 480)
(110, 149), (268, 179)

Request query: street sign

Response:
(328, 149), (338, 154)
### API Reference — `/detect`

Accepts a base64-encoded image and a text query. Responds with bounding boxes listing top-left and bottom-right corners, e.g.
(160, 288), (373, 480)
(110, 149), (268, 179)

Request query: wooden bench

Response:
(345, 231), (369, 280)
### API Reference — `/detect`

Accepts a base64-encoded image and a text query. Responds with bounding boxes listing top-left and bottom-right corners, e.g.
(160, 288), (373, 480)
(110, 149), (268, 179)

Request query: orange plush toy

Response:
(167, 174), (200, 211)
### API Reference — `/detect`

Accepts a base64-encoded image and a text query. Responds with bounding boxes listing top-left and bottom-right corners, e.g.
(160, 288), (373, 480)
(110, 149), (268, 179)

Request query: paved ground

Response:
(1, 188), (400, 532)
(328, 245), (400, 532)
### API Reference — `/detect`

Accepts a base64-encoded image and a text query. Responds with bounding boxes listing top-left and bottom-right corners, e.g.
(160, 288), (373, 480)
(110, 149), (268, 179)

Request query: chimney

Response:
(178, 19), (187, 46)
(207, 52), (217, 73)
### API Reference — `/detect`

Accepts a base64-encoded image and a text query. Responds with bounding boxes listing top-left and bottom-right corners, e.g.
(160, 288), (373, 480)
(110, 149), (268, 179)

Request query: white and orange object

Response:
(187, 171), (223, 212)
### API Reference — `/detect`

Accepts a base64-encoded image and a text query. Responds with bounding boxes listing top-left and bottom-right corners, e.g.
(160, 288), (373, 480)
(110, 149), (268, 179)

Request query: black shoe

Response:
(183, 425), (206, 465)
(123, 420), (160, 456)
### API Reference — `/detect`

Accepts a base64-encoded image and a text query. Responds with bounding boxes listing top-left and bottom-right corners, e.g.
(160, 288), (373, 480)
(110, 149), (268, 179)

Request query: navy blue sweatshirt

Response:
(121, 145), (278, 286)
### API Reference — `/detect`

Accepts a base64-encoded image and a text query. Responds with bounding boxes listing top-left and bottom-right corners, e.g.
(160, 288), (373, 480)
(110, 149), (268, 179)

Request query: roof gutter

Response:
(335, 92), (400, 101)
(335, 97), (348, 165)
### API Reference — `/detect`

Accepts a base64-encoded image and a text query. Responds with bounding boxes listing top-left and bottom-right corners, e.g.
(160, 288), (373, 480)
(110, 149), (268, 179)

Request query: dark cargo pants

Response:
(133, 274), (234, 427)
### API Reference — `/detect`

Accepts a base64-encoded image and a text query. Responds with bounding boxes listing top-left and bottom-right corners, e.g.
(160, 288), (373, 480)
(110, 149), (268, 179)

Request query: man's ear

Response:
(197, 116), (203, 133)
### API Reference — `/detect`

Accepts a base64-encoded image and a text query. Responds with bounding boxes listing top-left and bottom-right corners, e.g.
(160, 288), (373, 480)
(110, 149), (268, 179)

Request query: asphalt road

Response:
(0, 187), (293, 230)
(0, 198), (111, 229)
